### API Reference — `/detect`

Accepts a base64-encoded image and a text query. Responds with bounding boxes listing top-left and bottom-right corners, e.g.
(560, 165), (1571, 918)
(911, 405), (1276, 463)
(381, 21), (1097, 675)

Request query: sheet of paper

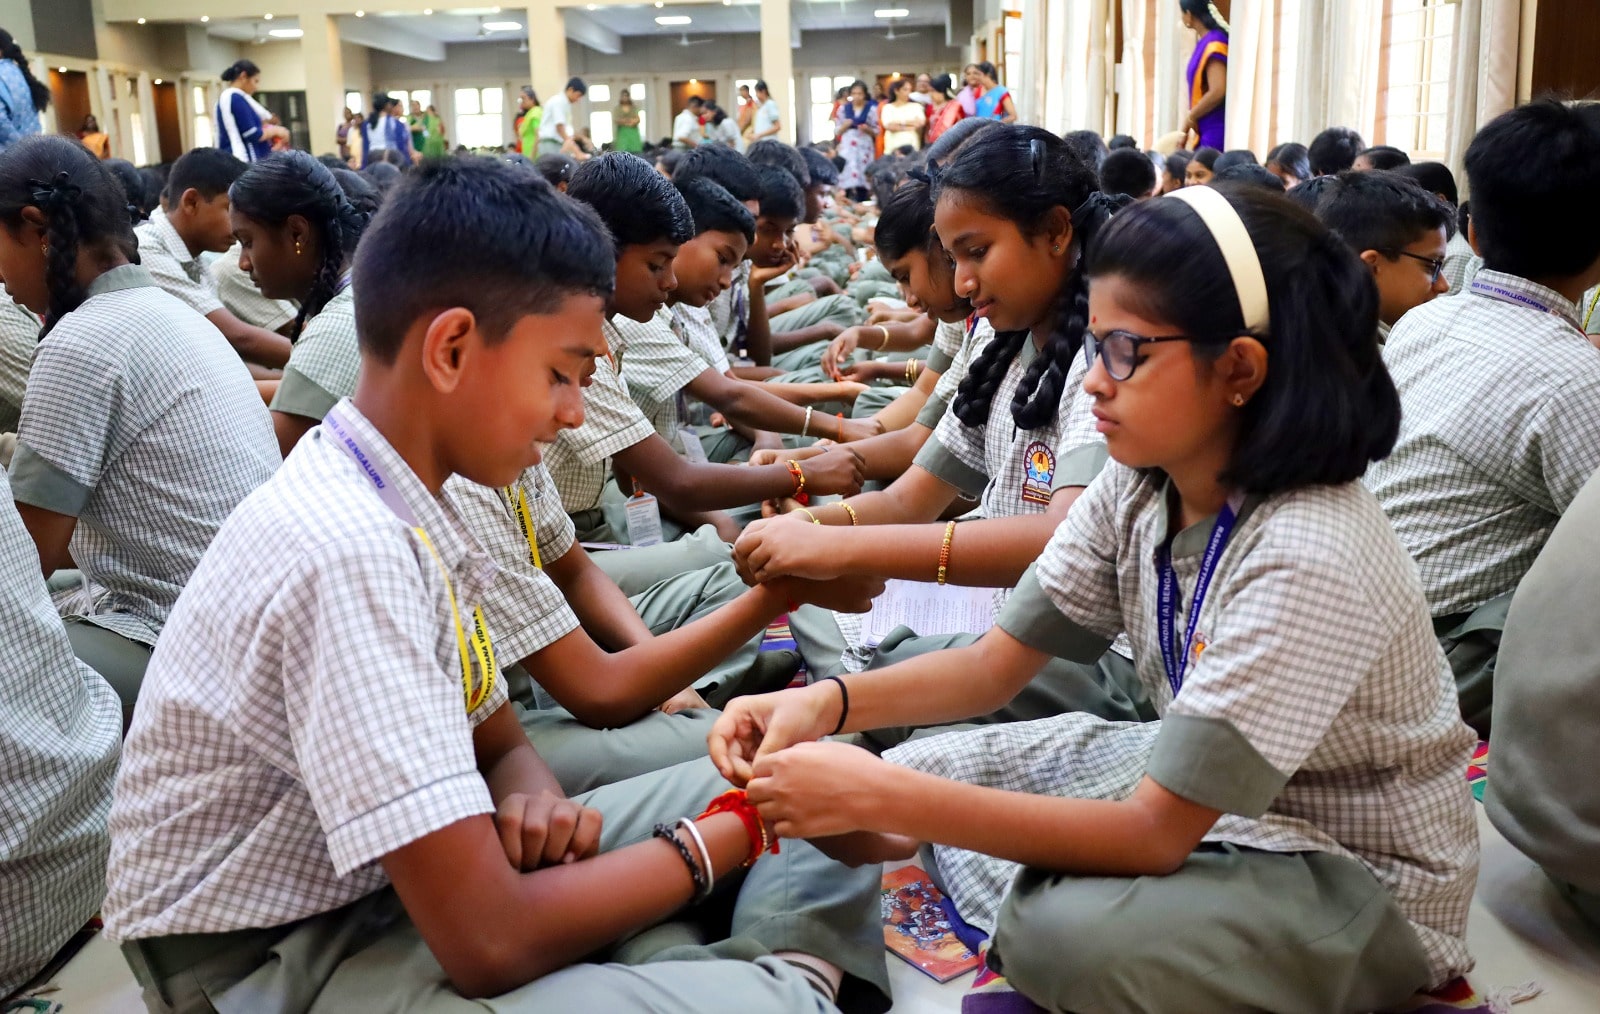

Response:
(863, 579), (997, 648)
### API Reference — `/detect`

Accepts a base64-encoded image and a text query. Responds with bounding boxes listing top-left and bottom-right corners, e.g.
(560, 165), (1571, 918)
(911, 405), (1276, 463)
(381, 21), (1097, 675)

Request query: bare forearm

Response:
(820, 630), (1046, 731)
(771, 323), (839, 355)
(767, 293), (815, 316)
(845, 422), (932, 481)
(553, 551), (652, 649)
(746, 282), (773, 366)
(812, 514), (1056, 586)
(755, 381), (859, 407)
(870, 379), (934, 433)
(871, 767), (1201, 876)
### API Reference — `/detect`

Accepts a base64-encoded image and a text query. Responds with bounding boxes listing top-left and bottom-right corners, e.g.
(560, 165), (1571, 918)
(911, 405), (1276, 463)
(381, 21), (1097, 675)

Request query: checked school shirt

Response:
(104, 401), (508, 940)
(545, 317), (658, 513)
(133, 208), (225, 318)
(890, 465), (1479, 984)
(270, 286), (361, 423)
(1366, 271), (1600, 617)
(8, 265), (278, 647)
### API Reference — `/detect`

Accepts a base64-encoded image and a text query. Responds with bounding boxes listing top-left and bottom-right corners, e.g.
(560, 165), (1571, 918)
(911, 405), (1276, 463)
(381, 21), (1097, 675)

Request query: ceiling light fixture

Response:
(423, 7), (432, 12)
(655, 14), (690, 25)
(268, 27), (303, 37)
(483, 19), (522, 30)
(57, 66), (67, 73)
(154, 77), (163, 84)
(355, 9), (365, 16)
(263, 12), (274, 20)
(200, 15), (209, 22)
(136, 17), (146, 24)
(874, 8), (910, 18)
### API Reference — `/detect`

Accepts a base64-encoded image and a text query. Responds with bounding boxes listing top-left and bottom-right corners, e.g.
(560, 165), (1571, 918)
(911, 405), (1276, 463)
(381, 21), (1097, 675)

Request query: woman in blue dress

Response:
(971, 62), (1016, 123)
(360, 93), (414, 169)
(0, 29), (45, 153)
(216, 60), (284, 162)
(1181, 0), (1229, 152)
(833, 80), (879, 202)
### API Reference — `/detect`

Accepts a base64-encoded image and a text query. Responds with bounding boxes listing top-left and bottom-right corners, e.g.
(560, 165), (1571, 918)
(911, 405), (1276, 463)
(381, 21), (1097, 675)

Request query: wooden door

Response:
(48, 69), (91, 137)
(153, 81), (182, 162)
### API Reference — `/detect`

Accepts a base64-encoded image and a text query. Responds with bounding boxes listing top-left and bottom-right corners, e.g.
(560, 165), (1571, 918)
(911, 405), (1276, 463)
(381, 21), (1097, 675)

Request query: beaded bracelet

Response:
(653, 821), (709, 898)
(786, 459), (810, 506)
(936, 519), (956, 586)
(698, 790), (778, 867)
(839, 502), (860, 526)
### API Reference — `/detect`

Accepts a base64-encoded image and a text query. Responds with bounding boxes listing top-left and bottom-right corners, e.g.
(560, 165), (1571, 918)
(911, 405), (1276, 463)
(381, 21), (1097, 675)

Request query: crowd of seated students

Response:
(3, 97), (1599, 1014)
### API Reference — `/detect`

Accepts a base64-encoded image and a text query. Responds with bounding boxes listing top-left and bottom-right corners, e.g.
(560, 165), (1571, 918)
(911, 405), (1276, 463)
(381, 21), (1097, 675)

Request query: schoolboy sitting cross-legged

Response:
(103, 156), (891, 1014)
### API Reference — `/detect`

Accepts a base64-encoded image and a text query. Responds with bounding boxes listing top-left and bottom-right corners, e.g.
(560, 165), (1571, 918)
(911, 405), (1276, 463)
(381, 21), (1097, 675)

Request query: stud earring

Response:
(1232, 393), (1246, 407)
(295, 239), (303, 256)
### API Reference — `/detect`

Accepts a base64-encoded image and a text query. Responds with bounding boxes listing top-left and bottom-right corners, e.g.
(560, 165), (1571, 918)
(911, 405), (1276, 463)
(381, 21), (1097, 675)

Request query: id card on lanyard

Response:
(1469, 279), (1584, 338)
(1156, 497), (1240, 699)
(324, 406), (498, 712)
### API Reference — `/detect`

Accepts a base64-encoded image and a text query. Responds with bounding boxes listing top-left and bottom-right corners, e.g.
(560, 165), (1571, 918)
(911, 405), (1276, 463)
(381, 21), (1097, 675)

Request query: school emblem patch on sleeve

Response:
(1020, 440), (1057, 506)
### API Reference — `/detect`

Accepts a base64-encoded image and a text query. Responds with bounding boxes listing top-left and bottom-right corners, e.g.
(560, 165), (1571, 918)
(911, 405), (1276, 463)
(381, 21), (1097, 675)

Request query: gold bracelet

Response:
(936, 520), (956, 585)
(797, 507), (821, 524)
(904, 359), (918, 384)
(876, 325), (891, 351)
(839, 502), (860, 526)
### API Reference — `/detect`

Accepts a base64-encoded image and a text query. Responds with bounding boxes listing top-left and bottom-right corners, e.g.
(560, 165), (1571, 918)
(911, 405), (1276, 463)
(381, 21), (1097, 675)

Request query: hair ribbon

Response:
(27, 171), (81, 209)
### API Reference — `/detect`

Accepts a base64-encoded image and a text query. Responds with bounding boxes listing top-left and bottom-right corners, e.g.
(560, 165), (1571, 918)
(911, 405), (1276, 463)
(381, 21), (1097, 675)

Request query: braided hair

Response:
(229, 150), (368, 340)
(937, 125), (1125, 430)
(0, 29), (50, 111)
(0, 135), (135, 336)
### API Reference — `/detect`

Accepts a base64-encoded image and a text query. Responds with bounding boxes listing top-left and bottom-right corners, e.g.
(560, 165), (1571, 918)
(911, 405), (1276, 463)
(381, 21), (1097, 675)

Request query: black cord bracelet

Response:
(653, 822), (707, 898)
(822, 674), (849, 735)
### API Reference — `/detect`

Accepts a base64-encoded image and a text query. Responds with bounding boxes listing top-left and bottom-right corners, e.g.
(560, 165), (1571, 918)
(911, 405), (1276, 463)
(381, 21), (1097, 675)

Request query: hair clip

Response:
(27, 171), (81, 209)
(1029, 138), (1046, 183)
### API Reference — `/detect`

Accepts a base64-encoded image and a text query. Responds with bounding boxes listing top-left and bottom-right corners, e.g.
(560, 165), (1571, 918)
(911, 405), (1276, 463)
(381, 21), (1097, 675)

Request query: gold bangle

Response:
(876, 325), (891, 351)
(839, 502), (860, 526)
(936, 520), (956, 585)
(797, 507), (821, 524)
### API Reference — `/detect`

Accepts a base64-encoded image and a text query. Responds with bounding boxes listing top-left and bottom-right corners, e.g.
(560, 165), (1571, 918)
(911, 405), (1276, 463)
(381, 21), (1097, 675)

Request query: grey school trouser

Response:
(64, 617), (152, 730)
(985, 844), (1433, 1014)
(120, 758), (892, 1014)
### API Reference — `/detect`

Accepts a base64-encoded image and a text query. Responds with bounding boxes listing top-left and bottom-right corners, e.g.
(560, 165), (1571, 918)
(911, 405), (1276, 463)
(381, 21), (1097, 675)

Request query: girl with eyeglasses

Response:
(734, 125), (1148, 737)
(710, 183), (1479, 1013)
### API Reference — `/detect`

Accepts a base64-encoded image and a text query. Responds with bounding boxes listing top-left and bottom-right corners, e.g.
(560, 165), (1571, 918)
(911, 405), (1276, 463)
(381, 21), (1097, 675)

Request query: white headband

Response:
(1166, 186), (1270, 335)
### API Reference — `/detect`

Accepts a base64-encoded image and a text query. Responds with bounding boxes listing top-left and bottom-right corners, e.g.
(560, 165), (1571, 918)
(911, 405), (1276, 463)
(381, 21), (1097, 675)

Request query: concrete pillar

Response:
(759, 0), (794, 143)
(528, 1), (568, 110)
(136, 72), (158, 164)
(30, 58), (55, 135)
(301, 12), (345, 157)
(93, 68), (118, 156)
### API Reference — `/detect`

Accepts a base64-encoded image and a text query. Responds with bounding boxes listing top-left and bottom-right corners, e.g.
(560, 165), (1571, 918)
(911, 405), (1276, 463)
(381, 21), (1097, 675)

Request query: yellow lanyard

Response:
(414, 527), (498, 713)
(503, 485), (543, 569)
(1585, 286), (1599, 334)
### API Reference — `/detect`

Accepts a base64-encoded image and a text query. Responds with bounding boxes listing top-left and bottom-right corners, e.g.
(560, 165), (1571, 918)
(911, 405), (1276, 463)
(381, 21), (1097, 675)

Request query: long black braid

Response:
(1009, 190), (1127, 429)
(938, 126), (1116, 430)
(230, 150), (371, 341)
(0, 136), (136, 337)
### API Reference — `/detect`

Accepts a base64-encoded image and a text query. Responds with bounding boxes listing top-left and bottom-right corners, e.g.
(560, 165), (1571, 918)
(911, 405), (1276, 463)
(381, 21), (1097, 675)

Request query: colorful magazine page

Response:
(881, 866), (983, 983)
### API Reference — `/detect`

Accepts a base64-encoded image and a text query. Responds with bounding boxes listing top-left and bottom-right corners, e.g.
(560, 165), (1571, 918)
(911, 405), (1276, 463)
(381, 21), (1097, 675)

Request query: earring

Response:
(295, 239), (303, 256)
(1052, 244), (1060, 253)
(1232, 393), (1246, 407)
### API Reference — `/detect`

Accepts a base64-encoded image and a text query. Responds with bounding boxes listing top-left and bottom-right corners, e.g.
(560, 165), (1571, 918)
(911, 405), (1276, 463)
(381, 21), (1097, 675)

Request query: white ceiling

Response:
(202, 0), (952, 46)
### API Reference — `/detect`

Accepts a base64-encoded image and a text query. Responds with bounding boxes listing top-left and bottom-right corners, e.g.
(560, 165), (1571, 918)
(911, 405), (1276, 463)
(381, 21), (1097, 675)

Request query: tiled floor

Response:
(40, 805), (1600, 1013)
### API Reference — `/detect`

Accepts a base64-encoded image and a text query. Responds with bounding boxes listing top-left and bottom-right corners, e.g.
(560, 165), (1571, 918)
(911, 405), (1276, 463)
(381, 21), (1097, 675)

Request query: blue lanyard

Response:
(1469, 279), (1581, 335)
(1156, 500), (1239, 698)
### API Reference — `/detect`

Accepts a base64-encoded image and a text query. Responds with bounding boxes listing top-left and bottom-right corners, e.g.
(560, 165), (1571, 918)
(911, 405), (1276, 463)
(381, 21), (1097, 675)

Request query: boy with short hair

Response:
(551, 152), (865, 547)
(1366, 101), (1600, 735)
(536, 77), (586, 157)
(1100, 147), (1158, 200)
(1314, 170), (1453, 338)
(134, 147), (292, 369)
(103, 155), (890, 1013)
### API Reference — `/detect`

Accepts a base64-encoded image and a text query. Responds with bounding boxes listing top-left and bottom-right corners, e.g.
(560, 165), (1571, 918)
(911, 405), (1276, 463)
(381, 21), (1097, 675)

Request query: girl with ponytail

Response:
(0, 135), (278, 726)
(734, 124), (1145, 730)
(230, 150), (382, 456)
(710, 183), (1476, 1014)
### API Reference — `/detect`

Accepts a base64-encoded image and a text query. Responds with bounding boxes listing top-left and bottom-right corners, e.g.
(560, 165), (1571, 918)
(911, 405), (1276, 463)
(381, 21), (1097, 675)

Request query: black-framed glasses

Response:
(1083, 330), (1234, 381)
(1385, 249), (1446, 285)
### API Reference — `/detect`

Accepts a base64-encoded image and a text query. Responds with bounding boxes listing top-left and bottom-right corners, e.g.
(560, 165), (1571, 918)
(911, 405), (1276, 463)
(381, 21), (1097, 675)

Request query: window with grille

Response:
(1383, 0), (1456, 158)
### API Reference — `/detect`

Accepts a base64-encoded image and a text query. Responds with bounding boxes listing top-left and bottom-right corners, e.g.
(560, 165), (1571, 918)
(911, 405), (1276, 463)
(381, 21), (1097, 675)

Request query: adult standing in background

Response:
(971, 62), (1015, 122)
(736, 83), (756, 145)
(909, 73), (934, 109)
(833, 79), (878, 202)
(671, 95), (705, 150)
(77, 115), (109, 158)
(924, 73), (963, 146)
(359, 93), (413, 168)
(880, 78), (926, 153)
(614, 90), (643, 153)
(956, 63), (982, 117)
(515, 87), (541, 155)
(216, 59), (286, 162)
(537, 77), (586, 156)
(0, 28), (45, 153)
(1180, 0), (1229, 151)
(751, 80), (782, 142)
(419, 103), (447, 159)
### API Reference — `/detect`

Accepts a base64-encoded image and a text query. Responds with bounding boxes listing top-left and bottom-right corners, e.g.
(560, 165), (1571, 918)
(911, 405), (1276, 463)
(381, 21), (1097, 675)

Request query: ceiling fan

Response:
(670, 31), (716, 46)
(881, 23), (921, 41)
